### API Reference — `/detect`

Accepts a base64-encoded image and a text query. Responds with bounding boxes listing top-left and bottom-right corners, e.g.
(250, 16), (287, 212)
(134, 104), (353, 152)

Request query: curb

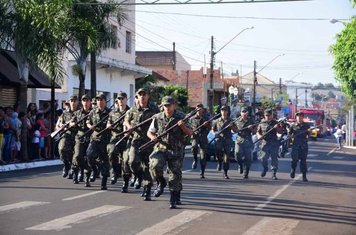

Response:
(0, 160), (62, 172)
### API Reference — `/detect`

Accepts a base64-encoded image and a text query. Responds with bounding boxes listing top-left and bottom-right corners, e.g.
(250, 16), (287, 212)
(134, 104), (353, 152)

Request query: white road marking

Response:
(333, 156), (344, 160)
(243, 217), (299, 235)
(255, 167), (312, 210)
(0, 201), (50, 213)
(182, 169), (192, 173)
(25, 205), (129, 231)
(62, 191), (105, 201)
(136, 210), (211, 235)
(308, 153), (318, 157)
(327, 148), (337, 156)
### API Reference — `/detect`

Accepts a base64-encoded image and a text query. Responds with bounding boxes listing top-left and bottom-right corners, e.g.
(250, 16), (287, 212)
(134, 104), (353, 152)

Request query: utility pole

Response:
(90, 52), (96, 99)
(252, 60), (257, 116)
(186, 70), (189, 92)
(173, 42), (176, 70)
(295, 88), (298, 113)
(305, 89), (308, 107)
(209, 36), (215, 114)
(279, 77), (282, 94)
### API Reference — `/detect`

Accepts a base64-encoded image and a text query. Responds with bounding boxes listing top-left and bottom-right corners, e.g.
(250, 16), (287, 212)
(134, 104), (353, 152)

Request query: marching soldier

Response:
(234, 107), (255, 179)
(85, 93), (111, 190)
(256, 108), (283, 180)
(122, 88), (159, 199)
(71, 94), (92, 184)
(189, 103), (210, 178)
(147, 96), (193, 209)
(106, 92), (130, 185)
(211, 105), (237, 179)
(56, 95), (78, 178)
(289, 112), (310, 182)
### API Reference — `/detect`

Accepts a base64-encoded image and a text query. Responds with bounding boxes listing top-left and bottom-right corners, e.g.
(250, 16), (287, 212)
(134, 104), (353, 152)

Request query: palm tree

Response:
(66, 0), (126, 99)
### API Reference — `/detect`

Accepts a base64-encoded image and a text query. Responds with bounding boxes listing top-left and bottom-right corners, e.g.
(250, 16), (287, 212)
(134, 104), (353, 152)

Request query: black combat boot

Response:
(143, 185), (152, 201)
(261, 167), (268, 177)
(121, 177), (129, 193)
(290, 168), (296, 179)
(62, 161), (70, 177)
(216, 161), (222, 171)
(272, 170), (278, 180)
(223, 170), (229, 179)
(72, 169), (79, 184)
(192, 155), (198, 169)
(111, 173), (118, 185)
(200, 166), (205, 179)
(243, 167), (249, 179)
(134, 173), (143, 189)
(176, 191), (182, 205)
(129, 176), (136, 187)
(101, 176), (108, 190)
(90, 167), (97, 182)
(79, 169), (84, 182)
(169, 191), (177, 209)
(154, 177), (167, 197)
(85, 172), (91, 187)
(238, 162), (243, 174)
(302, 172), (308, 182)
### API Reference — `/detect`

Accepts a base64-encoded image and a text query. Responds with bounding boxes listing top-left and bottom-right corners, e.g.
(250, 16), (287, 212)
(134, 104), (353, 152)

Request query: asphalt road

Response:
(1, 136), (355, 235)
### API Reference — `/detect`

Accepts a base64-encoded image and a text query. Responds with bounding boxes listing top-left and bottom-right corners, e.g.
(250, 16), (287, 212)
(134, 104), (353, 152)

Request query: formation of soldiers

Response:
(53, 89), (312, 209)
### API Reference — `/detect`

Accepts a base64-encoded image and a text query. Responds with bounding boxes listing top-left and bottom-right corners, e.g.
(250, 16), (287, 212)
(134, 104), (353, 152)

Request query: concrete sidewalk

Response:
(0, 146), (194, 172)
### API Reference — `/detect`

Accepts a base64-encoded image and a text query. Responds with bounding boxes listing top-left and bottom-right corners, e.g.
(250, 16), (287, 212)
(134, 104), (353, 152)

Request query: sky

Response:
(133, 0), (355, 86)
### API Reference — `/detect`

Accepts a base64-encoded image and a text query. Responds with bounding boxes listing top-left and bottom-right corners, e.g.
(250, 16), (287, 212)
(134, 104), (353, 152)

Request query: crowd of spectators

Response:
(0, 102), (61, 165)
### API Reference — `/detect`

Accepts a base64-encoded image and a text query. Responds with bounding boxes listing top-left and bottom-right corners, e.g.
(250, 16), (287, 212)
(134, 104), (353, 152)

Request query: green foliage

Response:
(330, 18), (356, 99)
(260, 98), (275, 110)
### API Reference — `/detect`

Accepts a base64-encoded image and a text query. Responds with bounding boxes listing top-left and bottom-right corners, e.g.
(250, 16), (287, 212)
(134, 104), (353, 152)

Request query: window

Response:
(110, 25), (118, 49)
(126, 31), (132, 54)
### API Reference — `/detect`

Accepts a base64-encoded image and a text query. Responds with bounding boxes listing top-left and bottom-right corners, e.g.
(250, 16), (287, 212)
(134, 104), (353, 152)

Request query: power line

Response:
(74, 0), (313, 6)
(136, 10), (350, 22)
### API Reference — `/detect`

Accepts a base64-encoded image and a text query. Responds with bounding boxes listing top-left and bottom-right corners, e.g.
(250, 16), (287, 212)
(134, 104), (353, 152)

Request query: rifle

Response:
(281, 124), (322, 144)
(96, 111), (128, 137)
(54, 112), (92, 142)
(114, 116), (155, 147)
(139, 107), (201, 152)
(192, 113), (221, 133)
(50, 122), (70, 139)
(253, 119), (286, 145)
(207, 118), (238, 145)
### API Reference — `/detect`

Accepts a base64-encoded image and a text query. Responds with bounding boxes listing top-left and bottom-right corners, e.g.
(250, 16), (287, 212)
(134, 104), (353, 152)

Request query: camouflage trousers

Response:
(58, 136), (75, 165)
(107, 138), (126, 177)
(215, 138), (233, 171)
(259, 141), (279, 172)
(149, 150), (183, 192)
(291, 143), (308, 174)
(235, 140), (253, 170)
(86, 140), (110, 177)
(71, 138), (90, 171)
(122, 140), (153, 187)
(191, 137), (208, 168)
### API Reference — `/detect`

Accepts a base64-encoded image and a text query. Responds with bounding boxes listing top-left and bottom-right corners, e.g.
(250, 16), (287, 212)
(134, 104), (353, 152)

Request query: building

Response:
(32, 0), (151, 109)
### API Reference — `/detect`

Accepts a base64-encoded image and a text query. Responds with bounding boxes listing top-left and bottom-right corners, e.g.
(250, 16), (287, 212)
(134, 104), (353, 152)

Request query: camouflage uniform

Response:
(86, 106), (111, 188)
(122, 102), (159, 191)
(235, 115), (254, 178)
(71, 107), (91, 184)
(289, 120), (310, 181)
(189, 110), (210, 176)
(257, 117), (280, 179)
(106, 105), (129, 182)
(212, 115), (235, 177)
(58, 109), (77, 177)
(149, 109), (189, 206)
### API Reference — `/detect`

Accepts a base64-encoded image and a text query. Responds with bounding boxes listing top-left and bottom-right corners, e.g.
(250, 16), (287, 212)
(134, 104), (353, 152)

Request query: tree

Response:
(67, 0), (126, 99)
(0, 0), (69, 112)
(330, 17), (356, 100)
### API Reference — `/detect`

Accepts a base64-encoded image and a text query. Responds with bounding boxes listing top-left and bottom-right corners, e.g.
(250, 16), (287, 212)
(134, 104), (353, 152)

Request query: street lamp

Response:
(257, 53), (285, 73)
(209, 26), (254, 113)
(330, 18), (347, 25)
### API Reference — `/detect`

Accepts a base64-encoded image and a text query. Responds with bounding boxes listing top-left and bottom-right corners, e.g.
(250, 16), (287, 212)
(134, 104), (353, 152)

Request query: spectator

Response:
(31, 129), (40, 160)
(334, 124), (343, 150)
(36, 113), (47, 160)
(43, 112), (51, 159)
(2, 107), (15, 163)
(341, 122), (346, 144)
(0, 107), (6, 164)
(19, 112), (31, 162)
(10, 111), (22, 162)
